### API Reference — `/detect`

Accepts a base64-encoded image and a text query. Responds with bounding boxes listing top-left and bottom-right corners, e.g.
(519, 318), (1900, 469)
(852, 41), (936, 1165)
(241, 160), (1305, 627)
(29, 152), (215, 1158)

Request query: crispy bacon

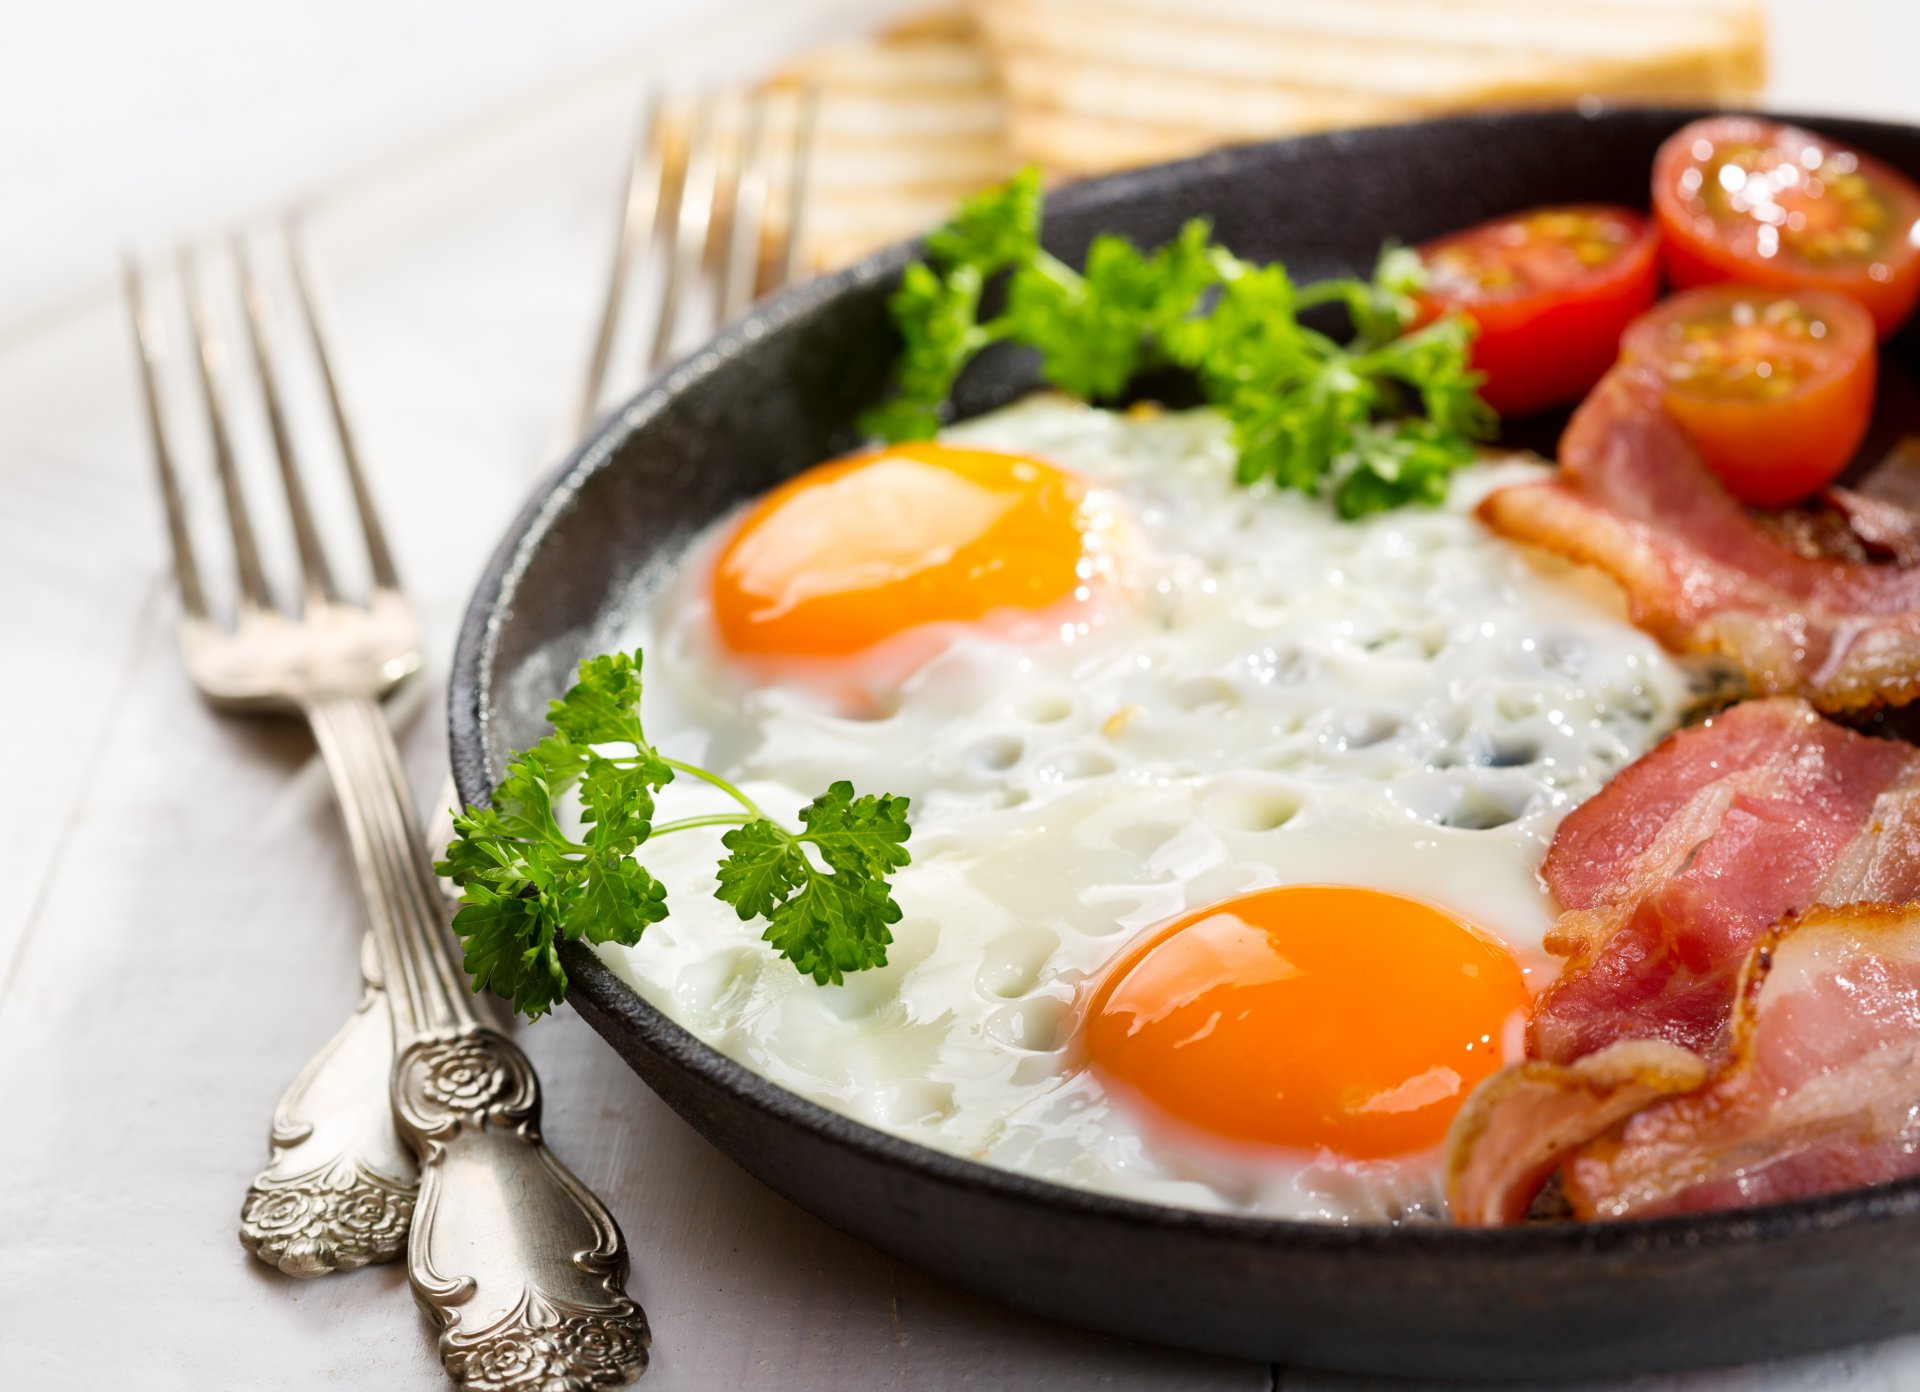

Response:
(1563, 902), (1920, 1219)
(1448, 699), (1920, 1225)
(1478, 367), (1920, 713)
(1532, 698), (1920, 1065)
(1445, 1040), (1708, 1227)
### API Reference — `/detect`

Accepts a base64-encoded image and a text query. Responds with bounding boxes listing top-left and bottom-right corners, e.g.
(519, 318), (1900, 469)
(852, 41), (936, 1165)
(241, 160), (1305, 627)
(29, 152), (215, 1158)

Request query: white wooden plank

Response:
(0, 302), (165, 991)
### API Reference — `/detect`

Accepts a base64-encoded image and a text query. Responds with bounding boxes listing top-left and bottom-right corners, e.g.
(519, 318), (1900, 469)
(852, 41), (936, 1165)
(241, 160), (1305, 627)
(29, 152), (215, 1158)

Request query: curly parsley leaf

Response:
(436, 652), (911, 1018)
(925, 165), (1043, 273)
(853, 171), (1049, 439)
(546, 650), (650, 745)
(710, 818), (804, 922)
(1003, 218), (1223, 399)
(1334, 418), (1483, 519)
(863, 172), (1494, 516)
(856, 261), (991, 441)
(798, 781), (914, 880)
(715, 781), (912, 985)
(450, 888), (566, 1019)
(1360, 310), (1497, 444)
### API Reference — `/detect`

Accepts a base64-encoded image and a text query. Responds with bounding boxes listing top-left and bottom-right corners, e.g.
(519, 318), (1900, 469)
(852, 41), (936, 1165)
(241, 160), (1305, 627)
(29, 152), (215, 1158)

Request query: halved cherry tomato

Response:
(1619, 284), (1877, 507)
(1652, 116), (1920, 338)
(1414, 204), (1660, 417)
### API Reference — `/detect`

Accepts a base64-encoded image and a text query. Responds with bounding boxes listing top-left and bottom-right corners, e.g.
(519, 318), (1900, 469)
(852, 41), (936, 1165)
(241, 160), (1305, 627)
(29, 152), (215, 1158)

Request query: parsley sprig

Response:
(436, 651), (911, 1019)
(859, 168), (1497, 518)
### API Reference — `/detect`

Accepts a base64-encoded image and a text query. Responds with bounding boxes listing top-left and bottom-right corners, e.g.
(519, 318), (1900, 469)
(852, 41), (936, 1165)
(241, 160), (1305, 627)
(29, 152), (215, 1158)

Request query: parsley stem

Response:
(662, 757), (762, 816)
(1291, 278), (1374, 314)
(650, 812), (754, 837)
(1032, 250), (1081, 290)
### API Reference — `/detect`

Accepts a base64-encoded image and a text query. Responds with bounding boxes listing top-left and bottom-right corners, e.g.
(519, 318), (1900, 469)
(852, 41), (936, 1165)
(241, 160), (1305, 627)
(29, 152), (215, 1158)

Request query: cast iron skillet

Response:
(451, 108), (1920, 1380)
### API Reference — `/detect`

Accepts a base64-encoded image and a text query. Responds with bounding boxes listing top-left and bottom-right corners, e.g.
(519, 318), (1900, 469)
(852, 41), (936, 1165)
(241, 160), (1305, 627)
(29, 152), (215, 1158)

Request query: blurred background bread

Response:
(761, 0), (1764, 270)
(970, 0), (1765, 177)
(756, 9), (1018, 276)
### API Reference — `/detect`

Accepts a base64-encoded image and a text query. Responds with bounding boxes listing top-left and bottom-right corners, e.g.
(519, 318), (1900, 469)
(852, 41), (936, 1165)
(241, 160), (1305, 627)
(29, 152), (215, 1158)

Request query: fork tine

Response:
(125, 259), (212, 622)
(717, 90), (772, 324)
(234, 235), (337, 608)
(286, 220), (402, 594)
(575, 92), (667, 434)
(773, 80), (821, 294)
(702, 91), (744, 283)
(647, 94), (721, 371)
(573, 78), (817, 424)
(180, 249), (276, 614)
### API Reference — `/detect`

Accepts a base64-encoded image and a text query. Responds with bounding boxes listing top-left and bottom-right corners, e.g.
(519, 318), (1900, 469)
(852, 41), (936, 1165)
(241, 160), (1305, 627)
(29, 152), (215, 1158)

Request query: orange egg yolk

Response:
(711, 442), (1095, 662)
(1079, 886), (1529, 1160)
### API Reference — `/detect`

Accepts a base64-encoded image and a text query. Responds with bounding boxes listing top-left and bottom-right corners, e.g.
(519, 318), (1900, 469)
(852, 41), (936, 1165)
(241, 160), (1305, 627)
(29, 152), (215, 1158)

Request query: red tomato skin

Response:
(1620, 286), (1878, 508)
(1415, 206), (1661, 418)
(1660, 348), (1875, 507)
(1652, 117), (1920, 338)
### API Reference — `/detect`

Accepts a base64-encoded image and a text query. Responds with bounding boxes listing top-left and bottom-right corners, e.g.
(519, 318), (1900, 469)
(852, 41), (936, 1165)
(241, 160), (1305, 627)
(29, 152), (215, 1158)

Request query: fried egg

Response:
(595, 394), (1689, 1222)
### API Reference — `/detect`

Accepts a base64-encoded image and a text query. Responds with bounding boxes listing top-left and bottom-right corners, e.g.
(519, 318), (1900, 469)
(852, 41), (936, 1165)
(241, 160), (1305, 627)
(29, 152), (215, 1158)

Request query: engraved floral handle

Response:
(395, 1029), (650, 1389)
(306, 693), (649, 1390)
(240, 931), (418, 1275)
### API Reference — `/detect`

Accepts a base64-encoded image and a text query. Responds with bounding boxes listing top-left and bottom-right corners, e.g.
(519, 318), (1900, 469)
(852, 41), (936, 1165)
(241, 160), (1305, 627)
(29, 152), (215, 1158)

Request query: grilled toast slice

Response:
(969, 0), (1766, 177)
(755, 8), (1019, 275)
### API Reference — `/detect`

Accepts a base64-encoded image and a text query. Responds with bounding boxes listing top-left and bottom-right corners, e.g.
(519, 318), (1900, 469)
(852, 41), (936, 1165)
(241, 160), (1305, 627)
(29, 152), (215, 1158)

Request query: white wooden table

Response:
(8, 5), (1920, 1386)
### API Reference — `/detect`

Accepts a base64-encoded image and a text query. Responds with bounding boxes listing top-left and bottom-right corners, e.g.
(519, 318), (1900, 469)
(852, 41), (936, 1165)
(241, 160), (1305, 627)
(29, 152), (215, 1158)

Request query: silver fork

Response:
(128, 234), (648, 1390)
(573, 82), (819, 434)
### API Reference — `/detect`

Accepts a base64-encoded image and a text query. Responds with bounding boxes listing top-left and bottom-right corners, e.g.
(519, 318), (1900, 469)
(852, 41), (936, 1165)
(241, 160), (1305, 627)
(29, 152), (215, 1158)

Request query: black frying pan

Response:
(450, 107), (1920, 1380)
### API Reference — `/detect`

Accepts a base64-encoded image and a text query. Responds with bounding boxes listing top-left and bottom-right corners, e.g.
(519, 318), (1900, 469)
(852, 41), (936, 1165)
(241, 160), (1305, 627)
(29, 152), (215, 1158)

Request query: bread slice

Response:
(752, 9), (1019, 276)
(969, 0), (1766, 177)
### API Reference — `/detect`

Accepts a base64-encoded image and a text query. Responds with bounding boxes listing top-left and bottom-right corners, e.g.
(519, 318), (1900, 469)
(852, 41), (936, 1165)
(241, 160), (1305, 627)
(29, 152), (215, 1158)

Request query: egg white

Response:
(593, 395), (1690, 1222)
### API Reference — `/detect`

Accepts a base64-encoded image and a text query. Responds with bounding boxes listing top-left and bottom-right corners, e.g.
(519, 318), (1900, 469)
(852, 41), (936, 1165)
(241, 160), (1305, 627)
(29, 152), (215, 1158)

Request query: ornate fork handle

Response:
(305, 693), (649, 1390)
(239, 933), (418, 1275)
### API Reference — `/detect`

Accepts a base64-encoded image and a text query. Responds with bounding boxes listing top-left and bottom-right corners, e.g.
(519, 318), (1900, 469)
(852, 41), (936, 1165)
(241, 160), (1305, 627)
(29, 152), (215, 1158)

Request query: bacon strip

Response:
(1564, 903), (1920, 1219)
(1445, 1040), (1708, 1227)
(1478, 367), (1920, 713)
(1448, 699), (1920, 1225)
(1532, 698), (1920, 1066)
